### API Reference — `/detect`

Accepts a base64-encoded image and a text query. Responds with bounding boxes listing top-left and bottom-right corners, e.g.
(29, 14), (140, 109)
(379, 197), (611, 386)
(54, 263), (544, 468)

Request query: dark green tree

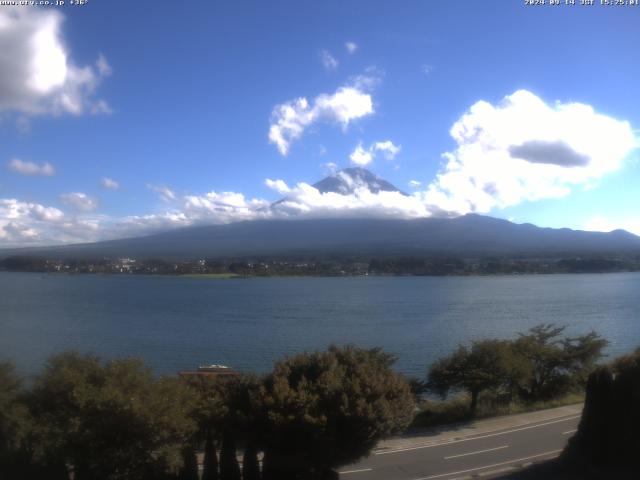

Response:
(214, 375), (264, 480)
(564, 347), (639, 475)
(261, 345), (414, 479)
(0, 362), (34, 478)
(27, 352), (198, 480)
(201, 429), (219, 480)
(242, 443), (261, 480)
(180, 445), (199, 480)
(515, 324), (607, 400)
(428, 340), (514, 414)
(219, 430), (241, 480)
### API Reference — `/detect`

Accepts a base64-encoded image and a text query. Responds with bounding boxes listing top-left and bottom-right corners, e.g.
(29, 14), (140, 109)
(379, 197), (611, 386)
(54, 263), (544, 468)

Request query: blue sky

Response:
(1, 1), (639, 246)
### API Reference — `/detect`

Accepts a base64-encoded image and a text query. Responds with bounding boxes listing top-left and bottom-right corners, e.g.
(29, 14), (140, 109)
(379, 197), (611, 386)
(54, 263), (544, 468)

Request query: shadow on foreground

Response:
(498, 348), (640, 480)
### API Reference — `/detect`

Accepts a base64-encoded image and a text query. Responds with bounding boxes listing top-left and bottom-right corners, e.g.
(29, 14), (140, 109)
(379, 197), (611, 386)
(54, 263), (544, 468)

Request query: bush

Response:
(261, 345), (415, 479)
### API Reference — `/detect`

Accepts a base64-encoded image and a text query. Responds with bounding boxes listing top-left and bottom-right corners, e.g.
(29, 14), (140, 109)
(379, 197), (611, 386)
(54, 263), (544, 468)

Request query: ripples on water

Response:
(1, 272), (638, 378)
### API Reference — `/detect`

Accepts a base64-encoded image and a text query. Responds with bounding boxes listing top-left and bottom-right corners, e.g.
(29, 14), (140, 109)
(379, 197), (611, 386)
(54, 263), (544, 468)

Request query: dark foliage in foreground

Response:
(260, 346), (415, 479)
(0, 346), (414, 480)
(427, 324), (607, 413)
(563, 348), (640, 476)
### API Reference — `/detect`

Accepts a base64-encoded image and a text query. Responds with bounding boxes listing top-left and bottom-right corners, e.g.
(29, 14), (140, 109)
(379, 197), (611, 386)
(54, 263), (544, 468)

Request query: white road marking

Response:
(412, 449), (562, 479)
(376, 415), (580, 455)
(338, 468), (373, 475)
(444, 445), (508, 460)
(562, 429), (577, 435)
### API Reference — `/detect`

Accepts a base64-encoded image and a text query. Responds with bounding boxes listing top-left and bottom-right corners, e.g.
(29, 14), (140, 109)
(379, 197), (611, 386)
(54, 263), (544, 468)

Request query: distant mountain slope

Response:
(3, 214), (640, 260)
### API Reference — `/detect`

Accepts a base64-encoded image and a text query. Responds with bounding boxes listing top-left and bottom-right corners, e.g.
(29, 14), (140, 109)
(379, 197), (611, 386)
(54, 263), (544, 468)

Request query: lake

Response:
(1, 272), (639, 378)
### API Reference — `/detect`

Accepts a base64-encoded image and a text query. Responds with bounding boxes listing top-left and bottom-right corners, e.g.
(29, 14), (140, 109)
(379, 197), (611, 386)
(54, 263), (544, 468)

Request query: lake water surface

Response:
(1, 272), (639, 378)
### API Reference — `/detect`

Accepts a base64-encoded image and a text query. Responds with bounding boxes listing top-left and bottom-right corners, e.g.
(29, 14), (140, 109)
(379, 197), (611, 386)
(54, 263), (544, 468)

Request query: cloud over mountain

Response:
(0, 89), (637, 247)
(424, 90), (637, 215)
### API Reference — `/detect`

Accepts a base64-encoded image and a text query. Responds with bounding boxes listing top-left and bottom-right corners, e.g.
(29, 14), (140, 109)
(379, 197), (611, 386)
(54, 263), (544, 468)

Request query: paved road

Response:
(339, 408), (581, 480)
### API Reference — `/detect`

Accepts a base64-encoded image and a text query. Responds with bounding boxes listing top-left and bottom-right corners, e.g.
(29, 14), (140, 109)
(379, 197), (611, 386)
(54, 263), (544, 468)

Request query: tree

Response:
(27, 352), (198, 480)
(214, 375), (263, 480)
(563, 348), (640, 474)
(261, 345), (414, 479)
(428, 340), (514, 414)
(0, 362), (33, 478)
(182, 375), (224, 480)
(180, 445), (199, 480)
(201, 429), (219, 480)
(515, 324), (607, 400)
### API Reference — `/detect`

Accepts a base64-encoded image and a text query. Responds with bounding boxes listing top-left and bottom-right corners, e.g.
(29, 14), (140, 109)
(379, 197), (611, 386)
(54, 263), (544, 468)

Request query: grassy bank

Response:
(411, 392), (584, 430)
(179, 273), (241, 279)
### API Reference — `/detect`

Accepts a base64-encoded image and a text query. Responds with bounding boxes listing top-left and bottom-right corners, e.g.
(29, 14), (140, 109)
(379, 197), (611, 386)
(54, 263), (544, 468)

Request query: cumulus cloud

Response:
(0, 198), (63, 244)
(147, 184), (176, 202)
(345, 41), (358, 54)
(349, 143), (373, 166)
(373, 140), (401, 160)
(349, 140), (401, 166)
(508, 140), (589, 167)
(100, 177), (120, 190)
(59, 192), (99, 212)
(0, 7), (111, 116)
(7, 158), (55, 176)
(425, 90), (638, 215)
(2, 90), (637, 247)
(266, 179), (432, 219)
(319, 50), (338, 70)
(268, 80), (375, 155)
(265, 178), (291, 195)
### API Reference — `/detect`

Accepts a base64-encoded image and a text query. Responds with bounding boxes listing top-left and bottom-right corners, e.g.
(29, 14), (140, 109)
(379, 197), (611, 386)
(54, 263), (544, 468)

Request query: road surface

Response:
(339, 405), (582, 480)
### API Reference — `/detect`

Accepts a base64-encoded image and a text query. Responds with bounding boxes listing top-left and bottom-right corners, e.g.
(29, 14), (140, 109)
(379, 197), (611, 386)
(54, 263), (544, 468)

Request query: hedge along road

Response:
(339, 405), (582, 480)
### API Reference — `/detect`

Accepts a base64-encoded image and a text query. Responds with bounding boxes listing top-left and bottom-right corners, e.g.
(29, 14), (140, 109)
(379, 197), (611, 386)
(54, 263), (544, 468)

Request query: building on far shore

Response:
(178, 364), (239, 379)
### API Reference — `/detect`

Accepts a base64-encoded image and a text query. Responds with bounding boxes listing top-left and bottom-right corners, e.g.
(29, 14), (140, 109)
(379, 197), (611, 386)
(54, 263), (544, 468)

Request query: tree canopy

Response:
(27, 352), (198, 480)
(428, 324), (608, 413)
(261, 345), (415, 479)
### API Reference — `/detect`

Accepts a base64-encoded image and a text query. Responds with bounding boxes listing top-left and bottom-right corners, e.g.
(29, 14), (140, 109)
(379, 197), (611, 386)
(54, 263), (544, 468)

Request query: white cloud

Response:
(345, 41), (358, 54)
(100, 177), (120, 190)
(96, 54), (112, 77)
(373, 140), (401, 160)
(2, 90), (637, 247)
(0, 7), (111, 116)
(349, 143), (373, 166)
(322, 162), (338, 174)
(90, 99), (113, 115)
(268, 81), (375, 156)
(349, 140), (401, 166)
(59, 192), (99, 211)
(147, 184), (176, 202)
(7, 158), (55, 176)
(425, 90), (638, 215)
(265, 178), (291, 195)
(0, 198), (64, 245)
(269, 180), (432, 220)
(319, 49), (338, 70)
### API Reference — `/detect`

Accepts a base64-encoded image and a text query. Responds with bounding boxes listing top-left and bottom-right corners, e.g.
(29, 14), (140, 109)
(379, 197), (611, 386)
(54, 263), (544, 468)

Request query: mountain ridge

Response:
(1, 214), (639, 261)
(2, 168), (638, 261)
